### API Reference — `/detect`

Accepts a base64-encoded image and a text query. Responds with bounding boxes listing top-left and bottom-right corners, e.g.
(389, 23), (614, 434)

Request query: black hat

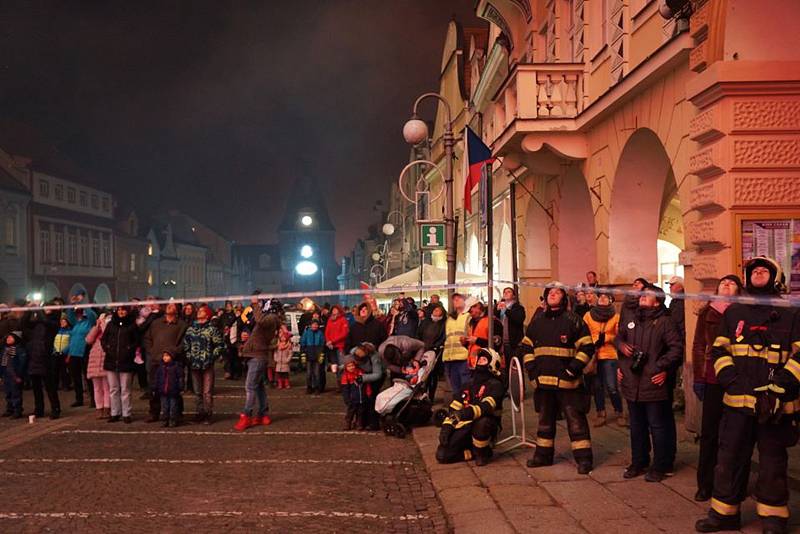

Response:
(718, 274), (743, 293)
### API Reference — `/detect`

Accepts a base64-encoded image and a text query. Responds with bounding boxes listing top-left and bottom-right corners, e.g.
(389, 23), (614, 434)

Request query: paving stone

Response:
(489, 484), (554, 508)
(540, 480), (639, 521)
(429, 466), (480, 492)
(450, 509), (515, 534)
(580, 515), (662, 534)
(519, 458), (587, 483)
(473, 464), (536, 487)
(504, 505), (585, 533)
(438, 486), (497, 515)
(605, 479), (699, 518)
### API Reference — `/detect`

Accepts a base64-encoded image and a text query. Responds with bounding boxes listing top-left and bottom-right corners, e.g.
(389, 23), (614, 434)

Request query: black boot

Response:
(343, 408), (354, 431)
(473, 447), (491, 467)
(694, 512), (741, 532)
(762, 517), (789, 534)
(527, 455), (553, 468)
(577, 461), (593, 475)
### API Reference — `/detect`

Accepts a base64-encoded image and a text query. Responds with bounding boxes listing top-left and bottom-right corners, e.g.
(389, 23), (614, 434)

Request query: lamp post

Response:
(403, 93), (456, 300)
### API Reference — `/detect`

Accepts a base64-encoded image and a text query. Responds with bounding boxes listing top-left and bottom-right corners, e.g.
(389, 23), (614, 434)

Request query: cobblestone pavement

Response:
(414, 384), (800, 534)
(0, 370), (448, 533)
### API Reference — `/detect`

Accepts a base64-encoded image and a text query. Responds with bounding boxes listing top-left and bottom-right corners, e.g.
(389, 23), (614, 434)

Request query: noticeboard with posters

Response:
(736, 214), (800, 294)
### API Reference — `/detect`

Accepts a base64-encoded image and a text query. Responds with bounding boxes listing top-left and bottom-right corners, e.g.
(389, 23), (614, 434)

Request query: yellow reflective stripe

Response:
(534, 346), (576, 358)
(523, 353), (536, 364)
(575, 352), (590, 364)
(792, 341), (800, 355)
(756, 501), (789, 519)
(575, 336), (593, 348)
(784, 359), (800, 382)
(711, 498), (739, 516)
(723, 393), (756, 410)
(471, 405), (482, 419)
(713, 336), (731, 350)
(484, 396), (497, 409)
(571, 439), (591, 450)
(463, 449), (473, 461)
(536, 375), (580, 389)
(536, 437), (554, 448)
(449, 400), (464, 410)
(521, 336), (533, 347)
(472, 437), (491, 448)
(714, 356), (734, 375)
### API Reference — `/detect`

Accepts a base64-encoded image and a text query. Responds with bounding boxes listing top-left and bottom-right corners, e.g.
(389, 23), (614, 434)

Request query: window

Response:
(102, 239), (111, 267)
(102, 197), (110, 213)
(55, 184), (64, 201)
(67, 187), (76, 204)
(147, 242), (154, 256)
(40, 229), (51, 263)
(92, 237), (100, 266)
(68, 232), (78, 264)
(147, 270), (153, 286)
(39, 179), (49, 197)
(55, 231), (65, 263)
(79, 191), (88, 207)
(5, 214), (16, 248)
(90, 194), (99, 210)
(130, 253), (136, 272)
(80, 235), (89, 266)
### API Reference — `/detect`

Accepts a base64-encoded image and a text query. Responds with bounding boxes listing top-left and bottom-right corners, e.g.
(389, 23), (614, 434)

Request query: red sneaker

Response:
(233, 413), (253, 432)
(259, 414), (272, 426)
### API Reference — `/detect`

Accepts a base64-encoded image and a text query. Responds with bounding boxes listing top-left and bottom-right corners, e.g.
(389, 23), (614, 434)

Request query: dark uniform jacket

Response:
(712, 301), (797, 415)
(616, 306), (683, 403)
(102, 314), (140, 373)
(518, 307), (594, 390)
(443, 370), (505, 433)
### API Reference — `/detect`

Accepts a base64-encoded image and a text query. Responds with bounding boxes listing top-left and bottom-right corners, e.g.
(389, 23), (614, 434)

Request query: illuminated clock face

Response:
(301, 215), (313, 227)
(300, 245), (313, 258)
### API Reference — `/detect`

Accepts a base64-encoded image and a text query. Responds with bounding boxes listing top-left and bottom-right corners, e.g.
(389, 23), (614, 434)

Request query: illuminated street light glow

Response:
(295, 260), (318, 276)
(300, 244), (313, 258)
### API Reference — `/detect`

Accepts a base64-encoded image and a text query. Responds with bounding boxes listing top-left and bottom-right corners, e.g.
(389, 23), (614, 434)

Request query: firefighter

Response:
(695, 256), (799, 534)
(518, 282), (596, 474)
(435, 348), (505, 467)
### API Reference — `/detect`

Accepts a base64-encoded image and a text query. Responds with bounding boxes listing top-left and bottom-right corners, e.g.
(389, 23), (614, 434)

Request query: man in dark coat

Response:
(22, 305), (60, 418)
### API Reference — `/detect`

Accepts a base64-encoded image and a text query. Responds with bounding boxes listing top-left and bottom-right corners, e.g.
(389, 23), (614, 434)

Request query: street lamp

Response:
(300, 244), (313, 258)
(403, 93), (456, 298)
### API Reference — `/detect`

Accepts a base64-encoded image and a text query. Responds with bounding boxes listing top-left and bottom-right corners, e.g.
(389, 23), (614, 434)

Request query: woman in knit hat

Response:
(690, 274), (743, 503)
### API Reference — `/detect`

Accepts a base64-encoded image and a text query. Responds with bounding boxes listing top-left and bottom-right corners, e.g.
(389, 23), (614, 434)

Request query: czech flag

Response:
(463, 126), (495, 214)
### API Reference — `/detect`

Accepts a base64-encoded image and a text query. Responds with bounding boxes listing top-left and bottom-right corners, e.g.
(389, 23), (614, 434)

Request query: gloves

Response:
(595, 332), (606, 348)
(565, 358), (583, 378)
(692, 383), (706, 402)
(456, 407), (474, 422)
(754, 383), (785, 424)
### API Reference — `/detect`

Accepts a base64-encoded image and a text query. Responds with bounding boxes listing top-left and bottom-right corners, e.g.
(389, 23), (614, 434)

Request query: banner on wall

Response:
(741, 219), (800, 294)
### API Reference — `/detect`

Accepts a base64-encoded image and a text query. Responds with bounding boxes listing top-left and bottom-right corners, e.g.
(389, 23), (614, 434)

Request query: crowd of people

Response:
(0, 255), (799, 533)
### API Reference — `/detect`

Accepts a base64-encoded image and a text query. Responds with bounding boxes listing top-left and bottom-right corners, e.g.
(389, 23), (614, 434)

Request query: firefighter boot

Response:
(695, 511), (741, 533)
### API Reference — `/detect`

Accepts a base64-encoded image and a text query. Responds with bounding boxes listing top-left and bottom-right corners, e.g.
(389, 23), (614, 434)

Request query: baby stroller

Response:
(376, 348), (441, 438)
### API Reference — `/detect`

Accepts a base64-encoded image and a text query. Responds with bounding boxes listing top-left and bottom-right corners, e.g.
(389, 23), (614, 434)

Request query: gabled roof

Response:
(0, 166), (29, 196)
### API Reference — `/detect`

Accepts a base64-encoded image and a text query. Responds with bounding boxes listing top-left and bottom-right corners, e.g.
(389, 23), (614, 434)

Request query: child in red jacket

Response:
(340, 354), (370, 430)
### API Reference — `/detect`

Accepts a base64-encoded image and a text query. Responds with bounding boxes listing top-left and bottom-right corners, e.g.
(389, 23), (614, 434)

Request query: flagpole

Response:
(485, 162), (495, 351)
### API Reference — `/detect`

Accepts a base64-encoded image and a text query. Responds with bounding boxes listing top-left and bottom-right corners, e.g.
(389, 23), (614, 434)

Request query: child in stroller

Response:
(375, 336), (440, 438)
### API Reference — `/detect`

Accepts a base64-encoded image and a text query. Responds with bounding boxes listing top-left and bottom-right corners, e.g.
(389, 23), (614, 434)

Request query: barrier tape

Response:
(2, 278), (799, 313)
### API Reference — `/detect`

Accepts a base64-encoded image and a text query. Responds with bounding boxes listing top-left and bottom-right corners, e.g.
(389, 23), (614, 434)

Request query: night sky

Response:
(0, 1), (483, 257)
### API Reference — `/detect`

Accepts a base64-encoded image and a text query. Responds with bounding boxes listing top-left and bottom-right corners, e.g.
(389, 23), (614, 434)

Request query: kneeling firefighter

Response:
(436, 348), (505, 466)
(696, 256), (799, 534)
(518, 282), (596, 474)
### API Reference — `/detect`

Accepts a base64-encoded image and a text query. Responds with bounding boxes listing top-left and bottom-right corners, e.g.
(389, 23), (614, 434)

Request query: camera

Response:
(630, 350), (648, 374)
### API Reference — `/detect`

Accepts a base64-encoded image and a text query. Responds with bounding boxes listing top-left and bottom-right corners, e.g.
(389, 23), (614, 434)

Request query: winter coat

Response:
(356, 350), (384, 387)
(66, 308), (97, 357)
(466, 315), (502, 369)
(21, 310), (59, 377)
(378, 335), (426, 380)
(668, 296), (686, 341)
(616, 306), (684, 403)
(53, 329), (71, 354)
(274, 342), (293, 373)
(85, 317), (110, 380)
(691, 305), (723, 385)
(391, 308), (419, 338)
(143, 316), (188, 364)
(324, 315), (349, 352)
(300, 328), (325, 357)
(101, 314), (140, 373)
(241, 305), (280, 361)
(346, 314), (387, 351)
(499, 301), (526, 348)
(153, 360), (184, 398)
(183, 321), (225, 371)
(1, 344), (26, 381)
(417, 318), (446, 351)
(583, 309), (620, 361)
